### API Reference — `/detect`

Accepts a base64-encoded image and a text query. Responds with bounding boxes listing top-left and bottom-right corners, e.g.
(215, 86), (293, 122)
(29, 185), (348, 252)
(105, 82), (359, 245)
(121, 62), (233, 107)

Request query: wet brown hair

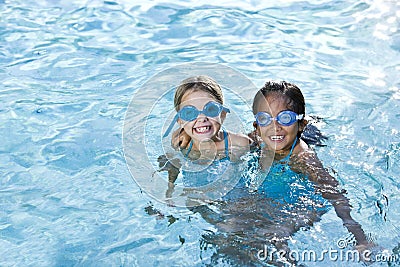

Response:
(174, 75), (224, 111)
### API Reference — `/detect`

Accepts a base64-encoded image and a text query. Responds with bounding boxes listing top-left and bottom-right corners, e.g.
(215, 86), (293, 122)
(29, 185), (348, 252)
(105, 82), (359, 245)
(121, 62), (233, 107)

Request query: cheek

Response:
(214, 117), (223, 124)
(178, 119), (193, 129)
(257, 127), (269, 140)
(291, 124), (300, 135)
(207, 117), (222, 125)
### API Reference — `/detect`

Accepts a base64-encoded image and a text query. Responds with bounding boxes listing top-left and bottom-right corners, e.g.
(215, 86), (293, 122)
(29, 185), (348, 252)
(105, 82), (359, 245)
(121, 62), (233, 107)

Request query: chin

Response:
(193, 133), (214, 141)
(265, 141), (282, 151)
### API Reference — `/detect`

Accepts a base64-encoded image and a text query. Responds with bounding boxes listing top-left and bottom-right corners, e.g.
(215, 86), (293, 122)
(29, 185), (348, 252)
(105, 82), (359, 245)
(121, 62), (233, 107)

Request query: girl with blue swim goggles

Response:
(163, 101), (230, 137)
(255, 110), (304, 127)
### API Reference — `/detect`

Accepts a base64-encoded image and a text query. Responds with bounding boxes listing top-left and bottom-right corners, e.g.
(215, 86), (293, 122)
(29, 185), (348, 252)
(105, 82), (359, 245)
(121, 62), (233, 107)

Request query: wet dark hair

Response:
(252, 81), (305, 116)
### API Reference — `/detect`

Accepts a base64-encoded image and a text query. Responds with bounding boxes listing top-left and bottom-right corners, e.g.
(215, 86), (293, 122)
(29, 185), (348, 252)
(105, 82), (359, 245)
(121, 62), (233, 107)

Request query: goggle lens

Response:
(278, 112), (293, 125)
(255, 110), (303, 127)
(203, 102), (221, 117)
(180, 106), (198, 121)
(256, 113), (272, 126)
(178, 101), (229, 121)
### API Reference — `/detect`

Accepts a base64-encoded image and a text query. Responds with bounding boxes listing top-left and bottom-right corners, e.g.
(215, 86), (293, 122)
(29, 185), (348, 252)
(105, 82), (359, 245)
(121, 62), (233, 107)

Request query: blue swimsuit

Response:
(268, 136), (298, 173)
(182, 130), (231, 187)
(241, 137), (330, 212)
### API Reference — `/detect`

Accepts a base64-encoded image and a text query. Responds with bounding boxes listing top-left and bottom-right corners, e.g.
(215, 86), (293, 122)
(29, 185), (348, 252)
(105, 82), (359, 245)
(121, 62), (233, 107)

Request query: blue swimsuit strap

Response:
(278, 136), (298, 163)
(223, 130), (230, 159)
(184, 140), (193, 157)
(184, 130), (230, 159)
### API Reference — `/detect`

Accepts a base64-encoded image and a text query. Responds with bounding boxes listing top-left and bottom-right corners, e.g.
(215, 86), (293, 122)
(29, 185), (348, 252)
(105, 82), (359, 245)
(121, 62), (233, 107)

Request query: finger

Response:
(179, 133), (190, 149)
(171, 128), (183, 149)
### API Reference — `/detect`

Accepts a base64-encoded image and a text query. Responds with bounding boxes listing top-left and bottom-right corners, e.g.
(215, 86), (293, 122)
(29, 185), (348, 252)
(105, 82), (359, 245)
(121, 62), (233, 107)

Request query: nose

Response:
(196, 113), (208, 122)
(272, 119), (282, 130)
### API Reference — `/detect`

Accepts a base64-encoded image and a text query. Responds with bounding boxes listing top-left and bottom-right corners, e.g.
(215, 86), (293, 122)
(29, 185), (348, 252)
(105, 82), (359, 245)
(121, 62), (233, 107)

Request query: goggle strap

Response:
(162, 114), (179, 138)
(222, 107), (230, 113)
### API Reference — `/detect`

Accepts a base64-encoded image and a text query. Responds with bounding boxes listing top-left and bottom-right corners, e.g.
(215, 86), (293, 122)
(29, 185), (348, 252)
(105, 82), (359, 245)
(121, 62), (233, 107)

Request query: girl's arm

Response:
(157, 154), (181, 204)
(293, 150), (370, 247)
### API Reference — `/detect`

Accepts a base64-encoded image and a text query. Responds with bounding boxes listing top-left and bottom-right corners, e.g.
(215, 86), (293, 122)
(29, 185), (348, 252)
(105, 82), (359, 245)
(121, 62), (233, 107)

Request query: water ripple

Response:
(1, 0), (400, 265)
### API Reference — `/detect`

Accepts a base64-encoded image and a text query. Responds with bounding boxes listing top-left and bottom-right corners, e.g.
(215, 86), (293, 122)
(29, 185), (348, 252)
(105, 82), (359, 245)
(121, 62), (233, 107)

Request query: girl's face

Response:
(255, 94), (303, 155)
(178, 90), (226, 142)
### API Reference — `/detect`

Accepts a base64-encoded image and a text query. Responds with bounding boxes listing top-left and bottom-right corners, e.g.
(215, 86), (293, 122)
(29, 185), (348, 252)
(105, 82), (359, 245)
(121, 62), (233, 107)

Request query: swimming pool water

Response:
(1, 0), (400, 266)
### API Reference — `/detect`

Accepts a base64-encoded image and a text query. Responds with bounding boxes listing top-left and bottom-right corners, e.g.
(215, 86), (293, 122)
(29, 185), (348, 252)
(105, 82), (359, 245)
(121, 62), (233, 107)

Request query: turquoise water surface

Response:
(1, 0), (400, 266)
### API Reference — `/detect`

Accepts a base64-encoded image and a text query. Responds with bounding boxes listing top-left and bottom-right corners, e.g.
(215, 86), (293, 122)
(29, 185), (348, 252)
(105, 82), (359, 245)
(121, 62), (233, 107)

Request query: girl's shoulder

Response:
(290, 140), (326, 179)
(293, 138), (313, 157)
(224, 131), (253, 161)
(291, 139), (319, 167)
(226, 131), (253, 147)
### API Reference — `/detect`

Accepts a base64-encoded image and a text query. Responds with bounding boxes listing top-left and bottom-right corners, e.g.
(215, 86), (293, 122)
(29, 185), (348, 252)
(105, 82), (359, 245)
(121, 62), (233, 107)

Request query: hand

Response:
(171, 128), (191, 150)
(355, 242), (380, 264)
(165, 198), (176, 207)
(248, 129), (263, 149)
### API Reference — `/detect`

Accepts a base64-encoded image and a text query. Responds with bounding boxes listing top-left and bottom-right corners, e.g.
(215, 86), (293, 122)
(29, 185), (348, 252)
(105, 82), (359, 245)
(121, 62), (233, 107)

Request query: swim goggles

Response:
(255, 110), (304, 127)
(163, 101), (230, 137)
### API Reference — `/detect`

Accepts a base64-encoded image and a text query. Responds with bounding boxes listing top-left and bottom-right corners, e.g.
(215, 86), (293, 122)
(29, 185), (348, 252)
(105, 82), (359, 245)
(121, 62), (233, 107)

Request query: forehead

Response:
(180, 89), (216, 107)
(256, 94), (291, 113)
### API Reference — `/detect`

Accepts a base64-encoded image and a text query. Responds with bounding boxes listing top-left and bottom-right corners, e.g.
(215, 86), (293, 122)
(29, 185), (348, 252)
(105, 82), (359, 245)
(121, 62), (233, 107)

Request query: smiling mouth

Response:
(270, 135), (284, 141)
(194, 126), (211, 134)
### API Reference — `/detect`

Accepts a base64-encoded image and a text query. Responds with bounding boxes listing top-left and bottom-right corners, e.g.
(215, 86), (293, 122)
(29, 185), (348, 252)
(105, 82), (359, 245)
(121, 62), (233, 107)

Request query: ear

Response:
(220, 111), (227, 123)
(298, 119), (308, 133)
(253, 121), (261, 135)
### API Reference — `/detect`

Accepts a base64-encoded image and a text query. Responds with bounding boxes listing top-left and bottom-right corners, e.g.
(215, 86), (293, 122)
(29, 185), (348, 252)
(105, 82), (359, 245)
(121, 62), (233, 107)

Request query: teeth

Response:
(196, 126), (210, 133)
(271, 135), (284, 141)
